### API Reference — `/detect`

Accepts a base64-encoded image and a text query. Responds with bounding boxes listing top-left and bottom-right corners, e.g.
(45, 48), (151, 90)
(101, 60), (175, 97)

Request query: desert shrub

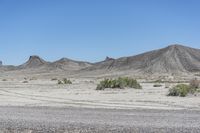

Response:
(2, 79), (7, 81)
(153, 84), (162, 87)
(96, 77), (142, 90)
(63, 78), (72, 84)
(168, 84), (195, 97)
(122, 77), (142, 89)
(57, 80), (63, 84)
(190, 78), (200, 89)
(57, 78), (72, 85)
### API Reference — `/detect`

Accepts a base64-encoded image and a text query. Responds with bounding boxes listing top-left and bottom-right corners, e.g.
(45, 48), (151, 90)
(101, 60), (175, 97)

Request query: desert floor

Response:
(0, 78), (200, 132)
(0, 78), (200, 110)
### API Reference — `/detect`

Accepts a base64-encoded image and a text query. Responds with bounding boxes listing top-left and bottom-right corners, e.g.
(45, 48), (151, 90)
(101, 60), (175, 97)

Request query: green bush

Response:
(168, 84), (196, 97)
(63, 78), (72, 84)
(96, 77), (142, 90)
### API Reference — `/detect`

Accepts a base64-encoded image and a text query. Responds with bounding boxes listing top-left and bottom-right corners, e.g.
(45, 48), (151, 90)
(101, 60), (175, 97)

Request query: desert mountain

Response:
(84, 44), (200, 74)
(51, 58), (92, 71)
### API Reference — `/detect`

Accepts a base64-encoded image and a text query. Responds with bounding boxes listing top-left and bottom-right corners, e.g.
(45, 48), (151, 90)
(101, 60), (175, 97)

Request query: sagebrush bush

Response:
(96, 77), (142, 90)
(168, 84), (196, 97)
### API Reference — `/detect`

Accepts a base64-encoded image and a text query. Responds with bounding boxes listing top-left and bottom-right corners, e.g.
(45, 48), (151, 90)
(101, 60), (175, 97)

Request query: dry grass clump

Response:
(96, 77), (142, 90)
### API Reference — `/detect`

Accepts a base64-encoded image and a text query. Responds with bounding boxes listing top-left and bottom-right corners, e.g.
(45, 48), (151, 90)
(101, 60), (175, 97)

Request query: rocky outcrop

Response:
(18, 55), (49, 69)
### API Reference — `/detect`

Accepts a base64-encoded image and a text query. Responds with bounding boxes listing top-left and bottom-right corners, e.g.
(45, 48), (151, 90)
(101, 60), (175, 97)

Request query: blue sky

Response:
(0, 0), (200, 65)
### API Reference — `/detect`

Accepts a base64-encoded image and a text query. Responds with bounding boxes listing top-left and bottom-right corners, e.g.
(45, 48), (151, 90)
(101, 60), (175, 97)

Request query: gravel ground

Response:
(0, 106), (200, 133)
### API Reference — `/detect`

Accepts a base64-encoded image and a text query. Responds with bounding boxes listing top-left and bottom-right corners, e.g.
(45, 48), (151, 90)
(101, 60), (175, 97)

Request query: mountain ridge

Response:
(1, 44), (200, 75)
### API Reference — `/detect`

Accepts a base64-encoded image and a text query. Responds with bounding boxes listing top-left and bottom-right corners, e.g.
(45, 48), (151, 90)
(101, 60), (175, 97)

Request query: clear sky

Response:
(0, 0), (200, 65)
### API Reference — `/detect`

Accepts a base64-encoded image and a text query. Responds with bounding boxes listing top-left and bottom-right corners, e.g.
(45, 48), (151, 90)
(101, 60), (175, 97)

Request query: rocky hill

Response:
(83, 44), (200, 74)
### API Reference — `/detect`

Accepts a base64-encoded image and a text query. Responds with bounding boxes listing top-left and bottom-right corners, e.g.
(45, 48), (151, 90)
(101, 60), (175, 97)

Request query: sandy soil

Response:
(0, 78), (200, 110)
